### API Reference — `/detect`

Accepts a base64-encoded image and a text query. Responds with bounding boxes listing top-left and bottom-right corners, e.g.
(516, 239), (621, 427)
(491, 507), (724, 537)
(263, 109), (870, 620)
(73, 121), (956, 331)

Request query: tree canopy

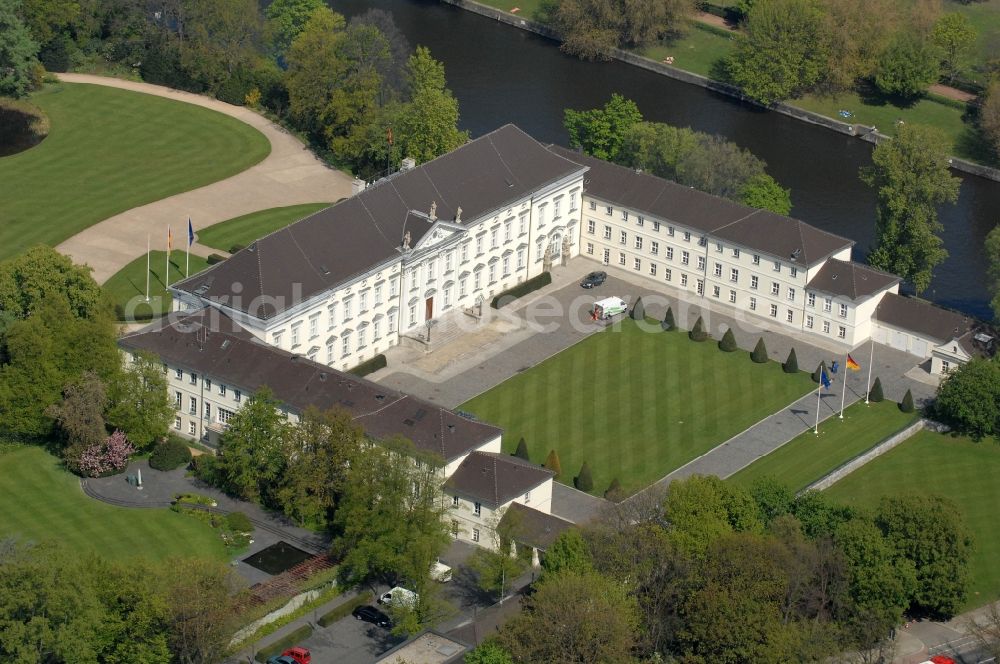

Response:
(544, 0), (695, 60)
(934, 357), (1000, 439)
(0, 0), (39, 98)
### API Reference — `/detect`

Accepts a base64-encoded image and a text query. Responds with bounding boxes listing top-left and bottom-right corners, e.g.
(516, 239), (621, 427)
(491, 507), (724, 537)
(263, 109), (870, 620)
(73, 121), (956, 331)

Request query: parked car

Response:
(353, 604), (392, 628)
(265, 657), (296, 664)
(378, 586), (418, 608)
(266, 648), (310, 664)
(580, 271), (607, 289)
(431, 559), (452, 583)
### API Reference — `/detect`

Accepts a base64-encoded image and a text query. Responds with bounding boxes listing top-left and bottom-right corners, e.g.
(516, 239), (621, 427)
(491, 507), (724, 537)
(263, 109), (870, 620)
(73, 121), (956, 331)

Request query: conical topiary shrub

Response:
(575, 461), (594, 492)
(812, 361), (827, 384)
(630, 296), (644, 321)
(869, 376), (884, 402)
(514, 437), (530, 461)
(783, 348), (798, 373)
(900, 388), (914, 413)
(544, 449), (562, 479)
(689, 316), (707, 342)
(750, 337), (768, 363)
(604, 478), (623, 502)
(662, 306), (676, 331)
(719, 328), (737, 352)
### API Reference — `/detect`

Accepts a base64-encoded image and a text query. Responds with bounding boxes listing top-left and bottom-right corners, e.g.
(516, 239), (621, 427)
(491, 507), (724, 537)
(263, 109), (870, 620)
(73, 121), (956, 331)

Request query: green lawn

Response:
(950, 0), (1000, 66)
(637, 24), (735, 79)
(197, 203), (331, 252)
(460, 320), (814, 496)
(826, 430), (1000, 609)
(729, 400), (918, 492)
(103, 251), (211, 319)
(475, 0), (548, 20)
(0, 82), (270, 262)
(0, 446), (227, 562)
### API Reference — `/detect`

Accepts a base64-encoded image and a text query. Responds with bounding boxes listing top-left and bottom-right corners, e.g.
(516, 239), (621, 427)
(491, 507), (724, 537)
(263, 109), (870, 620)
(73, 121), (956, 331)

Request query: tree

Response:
(876, 493), (973, 617)
(933, 358), (1000, 438)
(285, 6), (348, 135)
(265, 0), (325, 54)
(467, 509), (528, 599)
(932, 13), (976, 83)
(869, 376), (885, 402)
(727, 0), (829, 104)
(497, 569), (640, 663)
(0, 0), (40, 98)
(986, 225), (1000, 320)
(161, 557), (243, 664)
(783, 347), (798, 373)
(465, 639), (514, 664)
(604, 477), (623, 501)
(749, 476), (794, 524)
(0, 246), (107, 321)
(575, 461), (594, 492)
(393, 46), (469, 165)
(719, 328), (737, 352)
(547, 0), (694, 60)
(544, 449), (562, 478)
(792, 490), (854, 539)
(45, 371), (108, 457)
(820, 0), (902, 92)
(662, 306), (676, 331)
(542, 528), (593, 577)
(899, 388), (915, 413)
(630, 295), (645, 320)
(812, 360), (827, 383)
(513, 437), (530, 460)
(105, 352), (174, 450)
(741, 173), (792, 215)
(750, 336), (768, 362)
(981, 83), (1000, 157)
(564, 93), (643, 161)
(76, 429), (135, 478)
(873, 32), (941, 98)
(663, 475), (762, 554)
(688, 315), (707, 341)
(216, 387), (289, 504)
(177, 0), (266, 94)
(349, 9), (411, 94)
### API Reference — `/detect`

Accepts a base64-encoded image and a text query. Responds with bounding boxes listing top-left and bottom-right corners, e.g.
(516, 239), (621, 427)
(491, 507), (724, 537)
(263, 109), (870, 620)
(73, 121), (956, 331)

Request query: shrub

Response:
(900, 388), (915, 413)
(688, 316), (707, 342)
(491, 272), (552, 308)
(783, 348), (798, 373)
(514, 437), (530, 460)
(76, 430), (135, 478)
(812, 361), (828, 384)
(719, 328), (737, 352)
(229, 243), (246, 254)
(544, 449), (562, 479)
(349, 354), (387, 377)
(318, 592), (372, 627)
(225, 511), (253, 533)
(869, 376), (885, 402)
(206, 253), (226, 265)
(751, 337), (768, 363)
(604, 478), (623, 501)
(190, 454), (223, 485)
(574, 462), (594, 492)
(149, 438), (193, 471)
(662, 306), (676, 331)
(630, 296), (644, 320)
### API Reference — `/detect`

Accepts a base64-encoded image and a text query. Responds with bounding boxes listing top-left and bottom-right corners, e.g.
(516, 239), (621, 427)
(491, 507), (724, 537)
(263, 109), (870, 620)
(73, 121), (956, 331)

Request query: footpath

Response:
(54, 73), (353, 284)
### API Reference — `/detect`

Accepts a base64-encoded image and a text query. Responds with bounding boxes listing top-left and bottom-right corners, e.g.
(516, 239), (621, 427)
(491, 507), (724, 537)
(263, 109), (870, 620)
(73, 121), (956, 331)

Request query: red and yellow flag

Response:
(846, 354), (861, 371)
(167, 225), (172, 252)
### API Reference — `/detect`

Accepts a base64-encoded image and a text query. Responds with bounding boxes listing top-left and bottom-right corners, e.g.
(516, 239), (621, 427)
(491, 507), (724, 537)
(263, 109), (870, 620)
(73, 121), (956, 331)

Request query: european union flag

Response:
(821, 367), (832, 389)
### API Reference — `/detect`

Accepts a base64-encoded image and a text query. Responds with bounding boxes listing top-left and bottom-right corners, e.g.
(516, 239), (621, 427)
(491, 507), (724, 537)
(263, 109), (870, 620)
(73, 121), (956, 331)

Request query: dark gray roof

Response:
(499, 502), (575, 550)
(549, 146), (854, 267)
(806, 259), (900, 300)
(875, 293), (972, 343)
(445, 452), (554, 507)
(174, 125), (586, 320)
(119, 310), (501, 461)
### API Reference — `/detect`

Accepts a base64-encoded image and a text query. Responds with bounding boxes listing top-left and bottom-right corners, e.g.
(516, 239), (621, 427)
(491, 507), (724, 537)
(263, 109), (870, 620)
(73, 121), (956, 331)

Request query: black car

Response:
(352, 604), (392, 628)
(580, 271), (607, 289)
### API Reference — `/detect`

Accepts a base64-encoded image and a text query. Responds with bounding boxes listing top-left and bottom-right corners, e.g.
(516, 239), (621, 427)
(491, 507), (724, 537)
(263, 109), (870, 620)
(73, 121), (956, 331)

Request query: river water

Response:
(338, 0), (994, 318)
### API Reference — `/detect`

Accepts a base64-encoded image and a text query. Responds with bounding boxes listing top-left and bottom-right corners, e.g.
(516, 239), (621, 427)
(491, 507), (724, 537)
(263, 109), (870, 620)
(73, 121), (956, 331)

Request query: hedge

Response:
(349, 354), (387, 377)
(229, 243), (246, 254)
(491, 272), (552, 309)
(225, 511), (253, 533)
(206, 253), (226, 265)
(149, 438), (192, 471)
(255, 624), (313, 662)
(318, 592), (373, 628)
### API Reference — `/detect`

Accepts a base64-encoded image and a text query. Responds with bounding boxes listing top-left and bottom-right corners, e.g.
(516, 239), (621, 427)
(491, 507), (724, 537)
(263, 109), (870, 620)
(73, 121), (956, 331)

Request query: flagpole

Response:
(865, 338), (875, 404)
(145, 234), (150, 302)
(814, 379), (822, 434)
(839, 357), (847, 418)
(165, 225), (171, 290)
(186, 236), (190, 278)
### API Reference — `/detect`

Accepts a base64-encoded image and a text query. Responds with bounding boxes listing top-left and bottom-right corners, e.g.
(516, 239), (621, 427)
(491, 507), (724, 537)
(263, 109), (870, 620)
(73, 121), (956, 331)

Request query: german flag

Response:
(846, 354), (861, 371)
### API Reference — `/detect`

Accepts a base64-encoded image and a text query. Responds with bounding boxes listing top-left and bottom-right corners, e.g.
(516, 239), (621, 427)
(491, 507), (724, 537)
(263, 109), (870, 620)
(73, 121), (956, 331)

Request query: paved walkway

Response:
(54, 73), (353, 284)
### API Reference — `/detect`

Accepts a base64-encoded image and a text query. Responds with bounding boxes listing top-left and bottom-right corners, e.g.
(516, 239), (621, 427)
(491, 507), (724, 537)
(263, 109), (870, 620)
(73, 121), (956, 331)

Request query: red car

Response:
(281, 647), (311, 664)
(923, 656), (956, 664)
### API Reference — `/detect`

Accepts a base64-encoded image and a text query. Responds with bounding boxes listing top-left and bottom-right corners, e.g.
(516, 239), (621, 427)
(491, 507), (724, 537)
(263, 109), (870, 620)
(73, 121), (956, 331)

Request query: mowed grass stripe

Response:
(825, 431), (1000, 609)
(0, 447), (227, 562)
(461, 320), (813, 495)
(197, 203), (331, 251)
(0, 83), (270, 261)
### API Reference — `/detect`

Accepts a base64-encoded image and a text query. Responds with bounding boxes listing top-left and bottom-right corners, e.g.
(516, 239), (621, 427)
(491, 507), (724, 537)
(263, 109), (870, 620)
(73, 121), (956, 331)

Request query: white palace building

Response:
(123, 124), (992, 550)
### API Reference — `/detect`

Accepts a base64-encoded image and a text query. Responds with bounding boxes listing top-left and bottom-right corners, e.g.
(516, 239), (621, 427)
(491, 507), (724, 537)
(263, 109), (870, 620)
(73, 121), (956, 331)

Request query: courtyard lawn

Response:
(952, 0), (1000, 67)
(460, 319), (814, 496)
(826, 430), (1000, 609)
(475, 0), (548, 20)
(729, 399), (918, 492)
(103, 251), (210, 319)
(197, 203), (331, 252)
(636, 24), (735, 79)
(0, 446), (227, 563)
(0, 83), (270, 262)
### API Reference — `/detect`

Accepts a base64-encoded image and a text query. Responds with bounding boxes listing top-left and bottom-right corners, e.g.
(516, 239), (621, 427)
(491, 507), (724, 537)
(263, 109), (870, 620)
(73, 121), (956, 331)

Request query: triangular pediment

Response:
(412, 220), (467, 252)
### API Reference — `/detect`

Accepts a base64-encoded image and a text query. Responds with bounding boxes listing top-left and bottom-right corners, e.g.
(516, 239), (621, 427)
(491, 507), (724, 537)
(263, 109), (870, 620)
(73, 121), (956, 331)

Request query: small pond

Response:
(242, 541), (313, 575)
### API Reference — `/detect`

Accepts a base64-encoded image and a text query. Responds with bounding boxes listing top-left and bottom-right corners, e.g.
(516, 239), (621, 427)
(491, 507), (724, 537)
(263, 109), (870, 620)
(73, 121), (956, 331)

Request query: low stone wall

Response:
(229, 582), (335, 647)
(802, 419), (926, 493)
(440, 0), (1000, 183)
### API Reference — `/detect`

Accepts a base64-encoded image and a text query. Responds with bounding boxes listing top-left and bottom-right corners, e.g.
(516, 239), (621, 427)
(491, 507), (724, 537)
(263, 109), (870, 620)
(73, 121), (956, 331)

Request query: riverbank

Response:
(445, 0), (1000, 183)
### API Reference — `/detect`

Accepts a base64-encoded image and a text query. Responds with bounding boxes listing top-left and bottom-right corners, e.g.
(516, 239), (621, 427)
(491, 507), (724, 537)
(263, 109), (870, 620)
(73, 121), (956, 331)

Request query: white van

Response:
(592, 296), (628, 320)
(431, 560), (452, 583)
(378, 586), (418, 608)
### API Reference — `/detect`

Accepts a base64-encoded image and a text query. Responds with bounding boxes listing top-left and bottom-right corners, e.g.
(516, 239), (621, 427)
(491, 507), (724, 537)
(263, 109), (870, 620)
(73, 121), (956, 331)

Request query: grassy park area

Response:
(460, 320), (814, 496)
(103, 251), (210, 319)
(0, 83), (270, 262)
(197, 203), (330, 252)
(729, 399), (919, 492)
(0, 446), (227, 563)
(826, 430), (1000, 608)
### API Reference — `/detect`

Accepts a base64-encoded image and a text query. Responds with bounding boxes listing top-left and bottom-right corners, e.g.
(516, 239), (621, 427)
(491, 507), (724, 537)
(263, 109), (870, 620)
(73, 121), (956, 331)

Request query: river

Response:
(338, 0), (994, 318)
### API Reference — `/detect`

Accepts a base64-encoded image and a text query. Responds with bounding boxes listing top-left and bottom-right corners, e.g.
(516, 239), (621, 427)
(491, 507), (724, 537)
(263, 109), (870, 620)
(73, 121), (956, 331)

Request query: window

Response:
(714, 263), (722, 277)
(219, 384), (227, 397)
(697, 256), (705, 271)
(941, 360), (951, 374)
(730, 268), (739, 283)
(603, 248), (610, 264)
(374, 284), (383, 305)
(666, 247), (674, 260)
(175, 392), (182, 408)
(824, 298), (832, 313)
(234, 389), (241, 403)
(620, 230), (627, 245)
(357, 327), (366, 349)
(729, 289), (737, 303)
(650, 241), (659, 255)
(205, 378), (211, 390)
(681, 273), (688, 286)
(667, 225), (674, 236)
(327, 304), (337, 331)
(474, 502), (481, 516)
(189, 421), (196, 435)
(489, 263), (497, 283)
(807, 293), (816, 307)
(491, 228), (499, 249)
(587, 220), (595, 234)
(752, 254), (760, 266)
(476, 236), (484, 255)
(502, 256), (510, 277)
(733, 248), (740, 258)
(606, 206), (613, 215)
(634, 236), (643, 250)
(189, 396), (197, 415)
(716, 242), (723, 253)
(589, 200), (597, 210)
(309, 316), (318, 339)
(204, 402), (211, 419)
(426, 261), (436, 284)
(175, 368), (183, 379)
(749, 296), (757, 311)
(618, 252), (626, 266)
(505, 220), (512, 242)
(524, 490), (531, 503)
(649, 263), (657, 276)
(174, 416), (182, 430)
(790, 267), (798, 278)
(472, 528), (480, 543)
(535, 239), (543, 261)
(162, 363), (168, 375)
(696, 279), (704, 295)
(787, 288), (795, 302)
(388, 312), (397, 333)
(461, 243), (469, 262)
(770, 304), (778, 318)
(683, 231), (691, 242)
(390, 278), (398, 297)
(806, 315), (814, 329)
(839, 303), (848, 318)
(218, 408), (234, 425)
(344, 298), (353, 320)
(189, 372), (197, 385)
(838, 326), (847, 339)
(291, 325), (300, 347)
(452, 495), (459, 508)
(409, 270), (418, 292)
(786, 309), (794, 323)
(603, 225), (612, 240)
(773, 261), (781, 272)
(517, 248), (525, 269)
(665, 268), (672, 282)
(474, 270), (482, 290)
(327, 342), (334, 363)
(698, 236), (707, 247)
(634, 258), (641, 271)
(712, 285), (720, 298)
(586, 242), (594, 255)
(342, 335), (350, 356)
(823, 321), (831, 333)
(570, 194), (578, 211)
(538, 205), (546, 227)
(636, 215), (644, 226)
(771, 282), (780, 296)
(653, 221), (660, 231)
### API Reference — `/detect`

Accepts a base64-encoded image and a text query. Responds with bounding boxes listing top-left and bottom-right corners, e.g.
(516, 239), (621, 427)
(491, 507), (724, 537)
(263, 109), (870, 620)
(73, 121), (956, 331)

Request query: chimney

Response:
(351, 178), (366, 196)
(429, 201), (437, 221)
(402, 230), (412, 251)
(400, 157), (416, 171)
(454, 206), (462, 224)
